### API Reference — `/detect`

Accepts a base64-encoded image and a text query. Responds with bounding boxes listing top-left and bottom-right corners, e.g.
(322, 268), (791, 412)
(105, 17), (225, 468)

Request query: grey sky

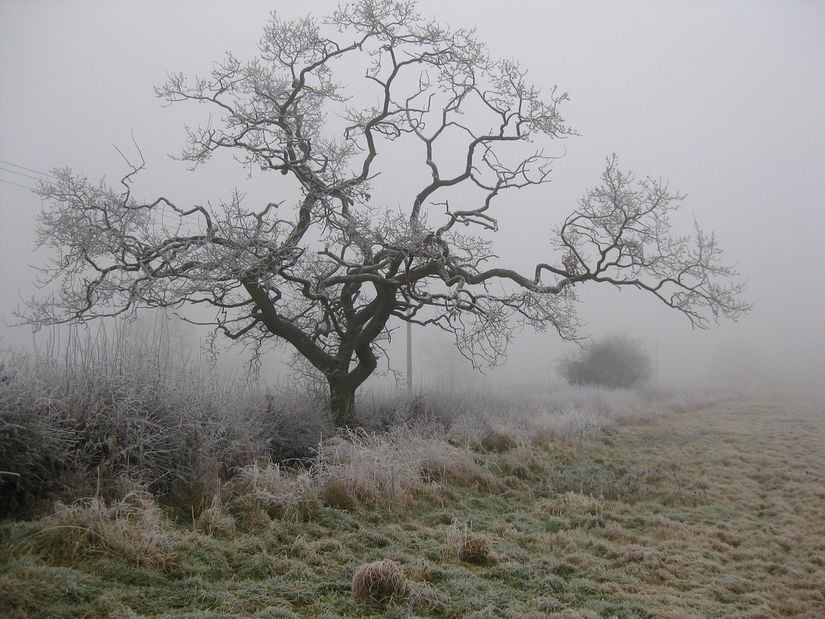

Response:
(1, 0), (823, 388)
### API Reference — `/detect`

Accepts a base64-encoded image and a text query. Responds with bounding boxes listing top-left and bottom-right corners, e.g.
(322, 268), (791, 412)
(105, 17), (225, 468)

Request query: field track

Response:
(589, 393), (825, 617)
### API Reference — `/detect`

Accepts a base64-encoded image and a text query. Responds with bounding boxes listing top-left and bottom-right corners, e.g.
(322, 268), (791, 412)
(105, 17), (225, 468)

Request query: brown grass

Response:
(34, 491), (177, 570)
(319, 477), (361, 510)
(223, 460), (320, 521)
(351, 559), (409, 602)
(479, 429), (519, 452)
(419, 448), (495, 487)
(443, 521), (496, 565)
(459, 534), (494, 565)
(194, 496), (236, 539)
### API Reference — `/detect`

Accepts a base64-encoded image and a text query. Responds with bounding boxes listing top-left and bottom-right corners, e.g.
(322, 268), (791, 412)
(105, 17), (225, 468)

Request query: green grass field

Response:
(2, 394), (823, 618)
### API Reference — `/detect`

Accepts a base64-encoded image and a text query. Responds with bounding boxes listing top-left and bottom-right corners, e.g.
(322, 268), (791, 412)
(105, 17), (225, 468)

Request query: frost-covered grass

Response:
(2, 395), (823, 617)
(13, 325), (820, 616)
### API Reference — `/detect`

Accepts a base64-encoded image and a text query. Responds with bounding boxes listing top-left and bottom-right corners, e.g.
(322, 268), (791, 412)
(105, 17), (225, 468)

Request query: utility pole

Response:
(406, 321), (413, 394)
(655, 340), (660, 390)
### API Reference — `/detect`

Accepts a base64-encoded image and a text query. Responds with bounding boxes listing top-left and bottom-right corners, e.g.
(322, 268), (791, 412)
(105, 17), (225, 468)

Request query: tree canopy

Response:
(26, 0), (749, 424)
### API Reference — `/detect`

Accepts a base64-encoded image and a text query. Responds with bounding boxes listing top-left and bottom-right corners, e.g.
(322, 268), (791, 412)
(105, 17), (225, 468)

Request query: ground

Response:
(1, 394), (824, 618)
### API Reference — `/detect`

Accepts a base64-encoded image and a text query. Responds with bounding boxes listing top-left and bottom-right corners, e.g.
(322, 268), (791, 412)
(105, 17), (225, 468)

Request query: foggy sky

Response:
(1, 0), (823, 389)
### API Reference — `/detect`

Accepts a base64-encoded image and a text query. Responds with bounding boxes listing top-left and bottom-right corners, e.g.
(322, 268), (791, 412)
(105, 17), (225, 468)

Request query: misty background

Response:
(1, 0), (823, 392)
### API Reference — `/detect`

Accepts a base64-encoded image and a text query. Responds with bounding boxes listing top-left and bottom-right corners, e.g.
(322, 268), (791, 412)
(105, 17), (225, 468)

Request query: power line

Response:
(0, 176), (37, 191)
(0, 165), (44, 183)
(0, 158), (53, 178)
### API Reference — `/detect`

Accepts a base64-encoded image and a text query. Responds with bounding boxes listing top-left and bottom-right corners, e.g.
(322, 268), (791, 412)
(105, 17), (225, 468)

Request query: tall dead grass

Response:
(314, 427), (493, 508)
(223, 460), (320, 521)
(220, 428), (492, 516)
(0, 319), (329, 518)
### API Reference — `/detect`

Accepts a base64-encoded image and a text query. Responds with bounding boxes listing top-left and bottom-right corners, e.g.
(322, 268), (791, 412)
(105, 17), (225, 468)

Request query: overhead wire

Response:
(0, 176), (37, 191)
(0, 165), (45, 183)
(0, 157), (52, 192)
(0, 158), (54, 178)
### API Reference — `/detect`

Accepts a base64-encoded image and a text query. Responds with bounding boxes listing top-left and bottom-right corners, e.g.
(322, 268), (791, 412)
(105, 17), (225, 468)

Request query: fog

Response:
(1, 0), (823, 393)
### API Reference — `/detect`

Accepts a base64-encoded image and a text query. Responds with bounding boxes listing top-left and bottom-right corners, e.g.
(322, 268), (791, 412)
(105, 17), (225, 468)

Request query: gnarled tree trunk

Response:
(327, 376), (358, 427)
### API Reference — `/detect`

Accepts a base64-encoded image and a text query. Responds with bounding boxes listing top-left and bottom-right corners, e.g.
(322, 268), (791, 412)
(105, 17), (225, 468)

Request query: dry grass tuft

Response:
(407, 581), (445, 610)
(314, 429), (422, 508)
(36, 491), (177, 570)
(419, 447), (495, 488)
(314, 426), (496, 508)
(351, 559), (409, 602)
(459, 534), (494, 565)
(318, 477), (360, 511)
(194, 496), (236, 539)
(224, 460), (319, 521)
(479, 429), (519, 452)
(445, 522), (496, 565)
(550, 491), (604, 516)
(406, 557), (435, 582)
(214, 429), (496, 515)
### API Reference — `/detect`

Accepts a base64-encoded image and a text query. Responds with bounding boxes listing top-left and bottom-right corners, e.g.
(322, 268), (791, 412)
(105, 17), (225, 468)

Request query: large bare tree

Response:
(26, 0), (748, 425)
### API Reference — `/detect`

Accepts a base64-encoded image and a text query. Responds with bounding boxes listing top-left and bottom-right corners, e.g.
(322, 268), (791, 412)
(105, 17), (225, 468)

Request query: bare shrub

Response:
(351, 560), (409, 602)
(1, 322), (258, 515)
(254, 392), (332, 463)
(558, 334), (651, 389)
(0, 353), (74, 517)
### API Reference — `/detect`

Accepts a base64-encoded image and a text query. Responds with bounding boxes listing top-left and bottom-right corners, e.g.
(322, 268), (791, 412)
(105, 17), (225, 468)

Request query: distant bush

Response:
(558, 334), (651, 389)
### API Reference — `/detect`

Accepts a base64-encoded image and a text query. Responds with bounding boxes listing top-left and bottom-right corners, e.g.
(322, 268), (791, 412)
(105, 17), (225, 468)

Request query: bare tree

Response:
(25, 0), (748, 425)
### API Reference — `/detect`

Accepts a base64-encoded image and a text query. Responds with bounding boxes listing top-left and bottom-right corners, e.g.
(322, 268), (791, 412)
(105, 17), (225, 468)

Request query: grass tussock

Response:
(443, 522), (496, 565)
(30, 491), (176, 570)
(458, 534), (494, 565)
(223, 460), (320, 521)
(351, 559), (409, 602)
(194, 496), (236, 539)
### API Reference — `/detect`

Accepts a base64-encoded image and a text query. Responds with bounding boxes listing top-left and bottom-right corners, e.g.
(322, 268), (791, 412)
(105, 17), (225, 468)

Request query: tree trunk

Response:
(328, 376), (357, 427)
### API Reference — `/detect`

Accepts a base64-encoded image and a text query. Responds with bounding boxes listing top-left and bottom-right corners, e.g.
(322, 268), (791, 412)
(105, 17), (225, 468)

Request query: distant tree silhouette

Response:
(559, 334), (652, 389)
